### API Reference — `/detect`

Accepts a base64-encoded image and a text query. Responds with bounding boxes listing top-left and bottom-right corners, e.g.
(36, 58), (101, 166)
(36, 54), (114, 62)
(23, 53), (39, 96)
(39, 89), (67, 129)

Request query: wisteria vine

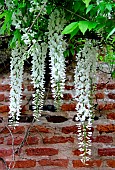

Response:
(9, 43), (27, 125)
(48, 9), (67, 109)
(31, 42), (47, 120)
(74, 40), (97, 162)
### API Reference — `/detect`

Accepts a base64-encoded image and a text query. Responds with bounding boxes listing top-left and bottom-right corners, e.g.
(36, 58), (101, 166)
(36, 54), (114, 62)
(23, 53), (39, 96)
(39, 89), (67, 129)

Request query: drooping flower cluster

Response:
(29, 0), (47, 14)
(5, 0), (15, 9)
(9, 43), (27, 125)
(31, 43), (47, 120)
(48, 9), (67, 109)
(74, 40), (97, 162)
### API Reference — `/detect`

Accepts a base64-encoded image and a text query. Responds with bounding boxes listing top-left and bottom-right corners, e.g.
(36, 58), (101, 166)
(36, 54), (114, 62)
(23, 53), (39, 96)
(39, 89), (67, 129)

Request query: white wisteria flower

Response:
(48, 9), (67, 109)
(31, 42), (47, 120)
(74, 40), (98, 162)
(9, 43), (27, 125)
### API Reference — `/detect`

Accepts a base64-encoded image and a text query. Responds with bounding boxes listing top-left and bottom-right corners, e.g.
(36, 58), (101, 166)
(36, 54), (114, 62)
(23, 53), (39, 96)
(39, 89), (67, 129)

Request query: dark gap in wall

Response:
(43, 105), (57, 112)
(29, 104), (57, 112)
(8, 114), (35, 123)
(19, 114), (34, 123)
(0, 117), (3, 123)
(45, 115), (68, 123)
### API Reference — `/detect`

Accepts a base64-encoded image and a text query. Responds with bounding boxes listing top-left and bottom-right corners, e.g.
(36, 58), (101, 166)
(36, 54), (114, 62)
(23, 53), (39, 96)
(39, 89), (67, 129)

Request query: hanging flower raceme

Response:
(29, 0), (47, 15)
(74, 40), (97, 163)
(31, 42), (47, 120)
(48, 9), (67, 109)
(9, 43), (27, 125)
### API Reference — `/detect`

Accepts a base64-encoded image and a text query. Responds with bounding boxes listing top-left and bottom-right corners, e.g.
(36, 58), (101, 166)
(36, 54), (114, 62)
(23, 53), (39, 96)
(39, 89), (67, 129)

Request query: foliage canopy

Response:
(0, 0), (114, 73)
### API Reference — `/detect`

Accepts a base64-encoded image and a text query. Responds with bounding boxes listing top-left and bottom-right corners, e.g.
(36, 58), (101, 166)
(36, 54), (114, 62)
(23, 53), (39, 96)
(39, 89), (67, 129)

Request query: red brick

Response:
(0, 137), (4, 144)
(108, 93), (115, 99)
(62, 125), (78, 134)
(27, 85), (34, 91)
(0, 94), (5, 101)
(22, 95), (26, 100)
(43, 136), (74, 144)
(4, 95), (10, 102)
(62, 125), (93, 134)
(72, 160), (102, 167)
(0, 84), (10, 91)
(7, 137), (23, 145)
(30, 125), (50, 133)
(98, 148), (115, 156)
(61, 103), (76, 111)
(63, 93), (72, 100)
(97, 124), (115, 133)
(21, 84), (24, 91)
(0, 126), (25, 134)
(46, 93), (53, 99)
(98, 103), (115, 110)
(95, 93), (104, 99)
(0, 105), (9, 112)
(0, 149), (12, 157)
(7, 160), (36, 168)
(26, 148), (58, 156)
(26, 136), (39, 145)
(92, 136), (113, 143)
(21, 105), (28, 113)
(39, 159), (69, 167)
(73, 149), (83, 156)
(65, 85), (74, 90)
(107, 112), (115, 120)
(106, 160), (115, 168)
(107, 84), (115, 89)
(96, 83), (106, 90)
(7, 136), (39, 145)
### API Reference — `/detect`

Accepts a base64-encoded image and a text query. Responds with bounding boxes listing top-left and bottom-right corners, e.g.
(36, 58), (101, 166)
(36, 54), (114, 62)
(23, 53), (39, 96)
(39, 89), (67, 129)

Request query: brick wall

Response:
(0, 63), (115, 170)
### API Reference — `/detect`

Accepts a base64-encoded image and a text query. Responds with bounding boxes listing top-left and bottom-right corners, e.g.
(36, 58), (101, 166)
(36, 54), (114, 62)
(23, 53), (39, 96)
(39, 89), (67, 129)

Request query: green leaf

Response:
(99, 56), (103, 61)
(0, 0), (4, 5)
(78, 21), (89, 35)
(0, 23), (6, 35)
(88, 21), (97, 31)
(0, 11), (6, 19)
(46, 5), (52, 14)
(70, 27), (79, 39)
(62, 22), (78, 34)
(99, 2), (105, 13)
(64, 50), (69, 57)
(86, 4), (93, 14)
(0, 10), (12, 35)
(70, 48), (74, 56)
(82, 0), (91, 7)
(111, 71), (115, 79)
(112, 37), (115, 43)
(10, 29), (21, 48)
(106, 28), (115, 39)
(18, 2), (26, 8)
(73, 2), (81, 12)
(106, 3), (112, 11)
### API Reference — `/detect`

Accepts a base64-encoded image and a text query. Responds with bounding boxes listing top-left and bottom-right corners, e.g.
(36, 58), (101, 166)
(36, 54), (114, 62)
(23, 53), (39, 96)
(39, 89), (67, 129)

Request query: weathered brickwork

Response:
(0, 68), (115, 169)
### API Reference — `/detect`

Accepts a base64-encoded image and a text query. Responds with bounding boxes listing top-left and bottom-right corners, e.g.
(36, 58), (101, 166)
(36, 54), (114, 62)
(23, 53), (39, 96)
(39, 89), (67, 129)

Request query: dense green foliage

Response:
(0, 0), (114, 75)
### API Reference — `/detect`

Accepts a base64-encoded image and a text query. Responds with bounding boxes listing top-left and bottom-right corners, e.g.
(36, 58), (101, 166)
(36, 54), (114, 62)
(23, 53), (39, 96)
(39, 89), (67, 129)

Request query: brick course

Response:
(0, 72), (115, 169)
